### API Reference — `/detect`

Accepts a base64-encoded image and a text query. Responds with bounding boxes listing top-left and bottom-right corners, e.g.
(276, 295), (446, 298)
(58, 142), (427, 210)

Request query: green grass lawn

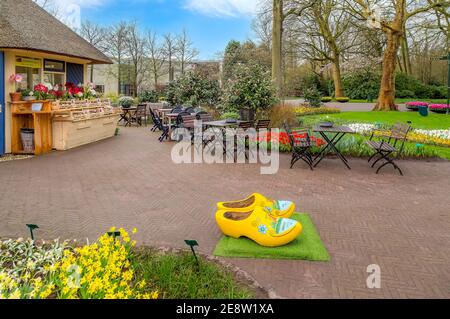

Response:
(300, 111), (450, 130)
(132, 250), (255, 299)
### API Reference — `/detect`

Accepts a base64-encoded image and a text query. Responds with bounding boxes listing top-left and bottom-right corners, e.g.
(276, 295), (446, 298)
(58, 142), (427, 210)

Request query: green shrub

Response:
(343, 69), (381, 100)
(321, 96), (333, 102)
(166, 72), (221, 107)
(343, 70), (445, 100)
(430, 85), (447, 99)
(336, 97), (350, 103)
(139, 90), (159, 103)
(105, 93), (120, 104)
(396, 90), (415, 98)
(220, 63), (278, 113)
(300, 74), (328, 96)
(220, 112), (241, 120)
(304, 87), (322, 108)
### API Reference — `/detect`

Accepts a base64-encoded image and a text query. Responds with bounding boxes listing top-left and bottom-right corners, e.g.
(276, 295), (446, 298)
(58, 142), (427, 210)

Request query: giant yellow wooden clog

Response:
(217, 193), (295, 219)
(215, 207), (302, 247)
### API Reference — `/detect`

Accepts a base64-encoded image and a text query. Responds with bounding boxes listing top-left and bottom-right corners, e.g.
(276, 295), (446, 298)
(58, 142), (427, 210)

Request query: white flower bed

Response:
(347, 123), (450, 141)
(347, 123), (375, 134)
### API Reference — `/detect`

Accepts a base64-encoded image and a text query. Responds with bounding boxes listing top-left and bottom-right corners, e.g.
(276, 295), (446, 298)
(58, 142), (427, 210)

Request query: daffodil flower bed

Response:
(348, 123), (450, 147)
(0, 228), (158, 299)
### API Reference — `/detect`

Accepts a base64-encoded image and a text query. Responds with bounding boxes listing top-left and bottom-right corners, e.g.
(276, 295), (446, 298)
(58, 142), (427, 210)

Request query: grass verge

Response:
(132, 250), (256, 299)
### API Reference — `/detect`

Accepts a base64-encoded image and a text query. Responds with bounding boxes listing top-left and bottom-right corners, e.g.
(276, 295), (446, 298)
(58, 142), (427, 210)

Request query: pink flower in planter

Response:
(405, 102), (429, 107)
(429, 104), (450, 110)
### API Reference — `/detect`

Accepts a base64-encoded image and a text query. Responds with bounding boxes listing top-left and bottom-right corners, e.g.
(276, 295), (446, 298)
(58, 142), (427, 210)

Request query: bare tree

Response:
(79, 20), (107, 82)
(292, 0), (361, 97)
(146, 31), (166, 87)
(176, 29), (199, 75)
(162, 33), (178, 82)
(271, 0), (318, 96)
(106, 22), (129, 95)
(126, 22), (147, 96)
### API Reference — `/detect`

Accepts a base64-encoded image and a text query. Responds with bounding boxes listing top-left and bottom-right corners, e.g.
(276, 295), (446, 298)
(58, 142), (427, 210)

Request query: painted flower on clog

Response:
(258, 225), (268, 235)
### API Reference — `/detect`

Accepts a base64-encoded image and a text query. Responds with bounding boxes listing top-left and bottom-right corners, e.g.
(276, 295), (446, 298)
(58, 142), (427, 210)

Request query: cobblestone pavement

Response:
(0, 127), (449, 298)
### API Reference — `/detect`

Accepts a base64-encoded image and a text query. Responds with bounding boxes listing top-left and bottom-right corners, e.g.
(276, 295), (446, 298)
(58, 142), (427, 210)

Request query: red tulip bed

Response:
(253, 131), (326, 151)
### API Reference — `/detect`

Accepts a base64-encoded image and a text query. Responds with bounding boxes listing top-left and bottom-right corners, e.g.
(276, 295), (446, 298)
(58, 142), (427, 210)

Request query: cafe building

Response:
(0, 0), (113, 155)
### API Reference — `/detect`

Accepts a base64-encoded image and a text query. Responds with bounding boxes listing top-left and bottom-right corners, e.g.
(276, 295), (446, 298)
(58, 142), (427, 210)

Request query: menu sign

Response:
(16, 57), (41, 69)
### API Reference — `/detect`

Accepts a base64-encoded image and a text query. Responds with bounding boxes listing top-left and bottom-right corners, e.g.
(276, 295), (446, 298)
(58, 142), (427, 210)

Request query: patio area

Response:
(0, 126), (449, 298)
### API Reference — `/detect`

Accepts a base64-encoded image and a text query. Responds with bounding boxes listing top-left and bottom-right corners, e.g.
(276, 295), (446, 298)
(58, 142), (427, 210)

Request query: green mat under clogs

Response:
(213, 213), (330, 261)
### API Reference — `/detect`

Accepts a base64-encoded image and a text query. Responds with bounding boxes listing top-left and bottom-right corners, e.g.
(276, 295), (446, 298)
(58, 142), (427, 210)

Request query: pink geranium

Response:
(9, 74), (23, 83)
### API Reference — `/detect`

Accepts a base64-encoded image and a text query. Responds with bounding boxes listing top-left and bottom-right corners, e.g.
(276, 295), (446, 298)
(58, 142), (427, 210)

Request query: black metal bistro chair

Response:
(184, 106), (195, 114)
(149, 108), (174, 142)
(284, 121), (313, 170)
(366, 122), (411, 176)
(171, 106), (183, 114)
(149, 108), (163, 132)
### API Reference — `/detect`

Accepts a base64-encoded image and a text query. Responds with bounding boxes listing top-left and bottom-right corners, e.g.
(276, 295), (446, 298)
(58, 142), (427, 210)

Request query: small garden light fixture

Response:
(26, 224), (39, 240)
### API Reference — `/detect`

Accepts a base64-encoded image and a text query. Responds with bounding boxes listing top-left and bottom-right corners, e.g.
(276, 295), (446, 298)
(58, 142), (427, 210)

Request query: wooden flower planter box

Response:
(52, 106), (120, 151)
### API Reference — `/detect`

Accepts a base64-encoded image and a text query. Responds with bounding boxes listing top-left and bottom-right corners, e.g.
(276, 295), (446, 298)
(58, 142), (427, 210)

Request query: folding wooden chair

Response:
(366, 122), (411, 176)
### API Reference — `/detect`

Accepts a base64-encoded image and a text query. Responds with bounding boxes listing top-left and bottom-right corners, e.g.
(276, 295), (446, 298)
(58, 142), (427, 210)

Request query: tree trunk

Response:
(154, 72), (158, 87)
(400, 35), (411, 75)
(168, 59), (174, 82)
(374, 31), (402, 111)
(332, 55), (343, 98)
(117, 56), (122, 95)
(272, 0), (283, 97)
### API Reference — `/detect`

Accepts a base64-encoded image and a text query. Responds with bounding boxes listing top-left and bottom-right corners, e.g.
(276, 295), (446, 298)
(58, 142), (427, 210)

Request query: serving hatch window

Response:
(43, 59), (66, 88)
(44, 59), (65, 73)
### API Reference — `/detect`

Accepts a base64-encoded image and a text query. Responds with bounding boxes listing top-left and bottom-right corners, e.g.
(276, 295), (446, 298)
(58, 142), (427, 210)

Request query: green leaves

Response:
(166, 72), (221, 107)
(221, 63), (278, 112)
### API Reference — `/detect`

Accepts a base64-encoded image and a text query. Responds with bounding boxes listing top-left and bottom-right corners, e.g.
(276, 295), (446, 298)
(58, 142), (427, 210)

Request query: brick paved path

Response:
(0, 128), (449, 298)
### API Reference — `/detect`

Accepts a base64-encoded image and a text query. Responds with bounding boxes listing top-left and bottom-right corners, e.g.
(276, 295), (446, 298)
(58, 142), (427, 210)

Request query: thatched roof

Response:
(0, 0), (112, 64)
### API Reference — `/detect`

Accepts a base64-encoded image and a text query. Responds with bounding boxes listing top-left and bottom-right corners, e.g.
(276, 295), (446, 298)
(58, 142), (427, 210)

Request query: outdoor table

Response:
(202, 120), (244, 155)
(313, 125), (355, 170)
(119, 107), (137, 127)
(157, 108), (173, 118)
(202, 120), (243, 128)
